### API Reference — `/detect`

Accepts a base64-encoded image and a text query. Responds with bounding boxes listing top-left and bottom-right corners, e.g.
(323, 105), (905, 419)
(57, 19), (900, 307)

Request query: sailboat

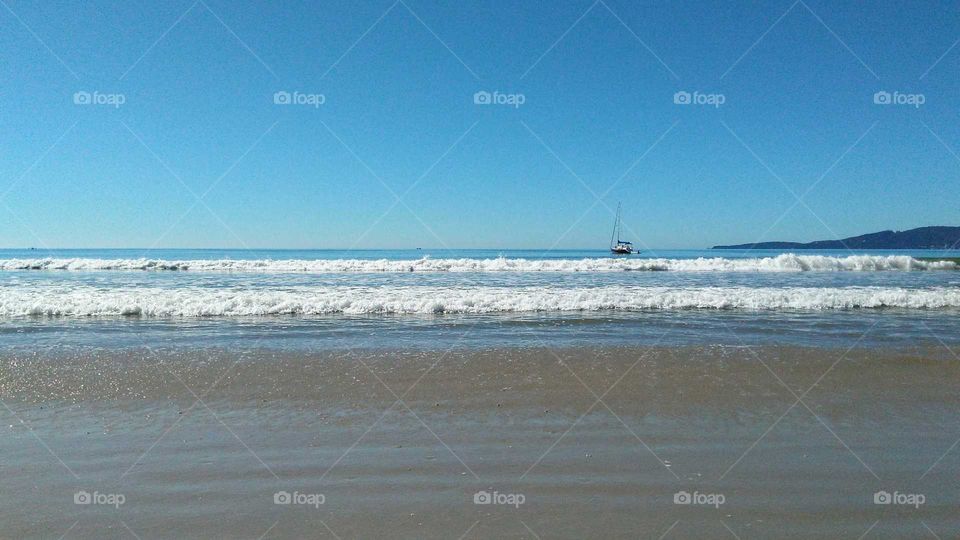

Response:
(609, 203), (635, 254)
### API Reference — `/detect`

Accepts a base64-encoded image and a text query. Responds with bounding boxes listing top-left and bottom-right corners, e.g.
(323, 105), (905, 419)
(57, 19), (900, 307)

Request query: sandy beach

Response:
(2, 345), (958, 539)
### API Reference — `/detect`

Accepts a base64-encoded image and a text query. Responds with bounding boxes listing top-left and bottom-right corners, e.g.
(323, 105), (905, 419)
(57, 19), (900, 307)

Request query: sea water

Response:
(2, 248), (958, 351)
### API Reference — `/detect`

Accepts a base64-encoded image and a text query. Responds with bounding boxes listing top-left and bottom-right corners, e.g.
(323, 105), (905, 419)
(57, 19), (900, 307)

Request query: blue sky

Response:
(1, 0), (958, 249)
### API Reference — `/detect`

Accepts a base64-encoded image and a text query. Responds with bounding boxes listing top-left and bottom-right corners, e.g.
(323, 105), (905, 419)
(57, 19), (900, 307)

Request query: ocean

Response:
(2, 247), (958, 351)
(3, 248), (960, 538)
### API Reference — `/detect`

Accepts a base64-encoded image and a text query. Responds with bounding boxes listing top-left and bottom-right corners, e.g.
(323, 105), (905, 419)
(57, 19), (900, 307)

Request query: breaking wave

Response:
(0, 254), (955, 273)
(4, 285), (960, 317)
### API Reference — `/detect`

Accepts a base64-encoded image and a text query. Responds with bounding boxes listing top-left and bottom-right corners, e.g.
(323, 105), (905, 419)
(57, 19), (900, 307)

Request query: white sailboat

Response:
(609, 203), (635, 255)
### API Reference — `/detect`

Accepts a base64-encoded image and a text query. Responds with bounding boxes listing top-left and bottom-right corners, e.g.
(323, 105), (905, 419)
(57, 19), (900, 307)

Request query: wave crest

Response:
(0, 254), (954, 273)
(4, 285), (959, 317)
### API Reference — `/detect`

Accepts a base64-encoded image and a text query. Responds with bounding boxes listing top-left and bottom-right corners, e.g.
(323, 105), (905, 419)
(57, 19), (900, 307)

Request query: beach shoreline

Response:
(2, 345), (958, 538)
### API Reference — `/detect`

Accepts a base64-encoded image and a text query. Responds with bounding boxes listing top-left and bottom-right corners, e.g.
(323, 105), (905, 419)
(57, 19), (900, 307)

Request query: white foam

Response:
(3, 285), (958, 317)
(0, 254), (954, 273)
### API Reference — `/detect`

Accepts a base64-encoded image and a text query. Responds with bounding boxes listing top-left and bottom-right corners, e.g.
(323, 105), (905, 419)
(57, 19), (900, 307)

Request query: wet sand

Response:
(1, 345), (959, 539)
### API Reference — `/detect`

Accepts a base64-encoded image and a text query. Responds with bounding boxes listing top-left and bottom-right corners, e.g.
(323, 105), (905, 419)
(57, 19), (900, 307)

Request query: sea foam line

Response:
(0, 254), (954, 273)
(3, 285), (959, 317)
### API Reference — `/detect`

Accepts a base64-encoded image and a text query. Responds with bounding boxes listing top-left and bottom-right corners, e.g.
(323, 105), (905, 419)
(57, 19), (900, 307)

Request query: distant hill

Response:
(713, 226), (960, 250)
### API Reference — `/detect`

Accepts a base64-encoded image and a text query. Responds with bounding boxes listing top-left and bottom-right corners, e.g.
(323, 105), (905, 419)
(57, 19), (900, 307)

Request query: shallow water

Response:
(1, 346), (957, 539)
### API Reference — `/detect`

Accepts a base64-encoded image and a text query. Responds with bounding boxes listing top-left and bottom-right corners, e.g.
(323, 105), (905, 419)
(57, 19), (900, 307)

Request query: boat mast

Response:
(610, 203), (621, 248)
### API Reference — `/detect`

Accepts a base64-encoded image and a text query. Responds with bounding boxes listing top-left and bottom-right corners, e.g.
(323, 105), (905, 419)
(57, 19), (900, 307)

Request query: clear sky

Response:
(1, 0), (958, 249)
